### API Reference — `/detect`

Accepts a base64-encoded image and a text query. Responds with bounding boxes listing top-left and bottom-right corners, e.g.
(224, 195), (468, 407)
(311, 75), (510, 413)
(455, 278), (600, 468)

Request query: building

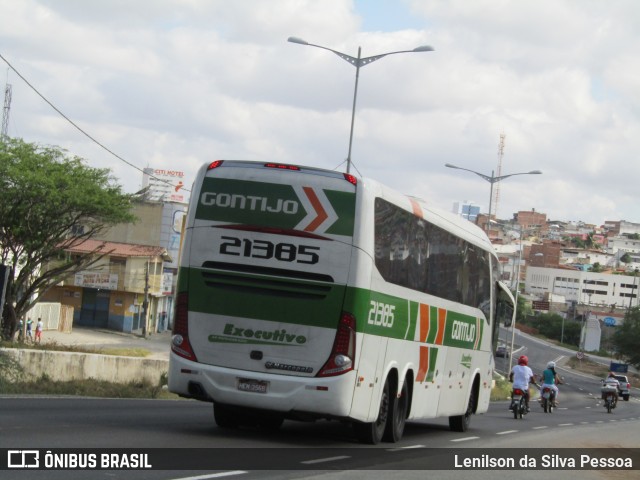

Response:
(528, 242), (562, 268)
(515, 209), (547, 237)
(96, 200), (188, 329)
(524, 266), (640, 310)
(452, 201), (480, 223)
(604, 220), (640, 236)
(41, 239), (172, 333)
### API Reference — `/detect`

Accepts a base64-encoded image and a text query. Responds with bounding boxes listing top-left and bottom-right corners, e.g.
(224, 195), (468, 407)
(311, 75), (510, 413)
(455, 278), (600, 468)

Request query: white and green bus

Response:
(168, 160), (514, 444)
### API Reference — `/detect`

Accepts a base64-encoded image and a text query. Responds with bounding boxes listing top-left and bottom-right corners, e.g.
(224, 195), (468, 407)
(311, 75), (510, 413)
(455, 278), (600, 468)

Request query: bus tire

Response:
(383, 379), (408, 443)
(213, 403), (241, 428)
(353, 378), (391, 444)
(449, 383), (476, 432)
(257, 414), (284, 431)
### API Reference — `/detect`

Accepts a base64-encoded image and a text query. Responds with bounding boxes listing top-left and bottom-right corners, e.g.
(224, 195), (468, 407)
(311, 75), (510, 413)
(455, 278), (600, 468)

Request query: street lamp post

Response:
(491, 220), (531, 374)
(508, 225), (524, 373)
(444, 164), (542, 232)
(288, 37), (434, 174)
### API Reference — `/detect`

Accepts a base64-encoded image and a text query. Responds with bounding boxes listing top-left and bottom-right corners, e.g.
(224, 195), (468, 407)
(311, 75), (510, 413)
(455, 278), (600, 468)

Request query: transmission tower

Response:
(492, 132), (506, 220)
(1, 82), (11, 140)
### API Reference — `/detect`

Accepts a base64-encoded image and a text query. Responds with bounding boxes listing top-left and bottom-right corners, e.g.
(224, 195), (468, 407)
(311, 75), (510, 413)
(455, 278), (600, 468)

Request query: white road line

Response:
(172, 472), (248, 480)
(496, 430), (519, 435)
(387, 445), (426, 452)
(451, 437), (480, 442)
(558, 423), (574, 427)
(300, 456), (351, 465)
(532, 426), (548, 430)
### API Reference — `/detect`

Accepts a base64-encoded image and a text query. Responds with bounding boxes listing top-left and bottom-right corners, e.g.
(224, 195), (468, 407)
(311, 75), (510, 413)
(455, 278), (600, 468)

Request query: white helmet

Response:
(547, 361), (556, 369)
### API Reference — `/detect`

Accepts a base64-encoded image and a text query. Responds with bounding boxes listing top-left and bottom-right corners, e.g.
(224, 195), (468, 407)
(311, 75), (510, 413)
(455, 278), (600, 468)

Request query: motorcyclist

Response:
(601, 372), (620, 405)
(539, 361), (563, 406)
(509, 355), (536, 412)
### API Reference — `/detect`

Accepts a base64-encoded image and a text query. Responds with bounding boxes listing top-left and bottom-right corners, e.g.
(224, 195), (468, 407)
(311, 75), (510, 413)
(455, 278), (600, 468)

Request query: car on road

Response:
(495, 345), (510, 358)
(613, 374), (631, 401)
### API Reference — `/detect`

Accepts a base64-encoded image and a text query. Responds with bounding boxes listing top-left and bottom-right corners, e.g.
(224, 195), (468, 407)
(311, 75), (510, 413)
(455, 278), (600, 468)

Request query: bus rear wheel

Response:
(383, 380), (408, 443)
(353, 378), (390, 444)
(213, 403), (241, 428)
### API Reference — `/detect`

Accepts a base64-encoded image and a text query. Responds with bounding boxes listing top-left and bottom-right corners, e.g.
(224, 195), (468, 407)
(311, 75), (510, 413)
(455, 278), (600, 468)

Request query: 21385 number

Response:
(220, 236), (320, 264)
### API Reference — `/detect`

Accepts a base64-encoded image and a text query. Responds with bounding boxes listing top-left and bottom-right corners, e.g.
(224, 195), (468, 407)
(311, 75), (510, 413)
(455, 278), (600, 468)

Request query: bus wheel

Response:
(383, 380), (408, 443)
(213, 403), (241, 428)
(449, 385), (475, 432)
(353, 378), (390, 444)
(257, 414), (284, 431)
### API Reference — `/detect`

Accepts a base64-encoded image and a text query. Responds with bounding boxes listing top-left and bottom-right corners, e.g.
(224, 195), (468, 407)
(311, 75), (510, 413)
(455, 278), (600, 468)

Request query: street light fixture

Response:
(288, 36), (434, 173)
(445, 163), (542, 232)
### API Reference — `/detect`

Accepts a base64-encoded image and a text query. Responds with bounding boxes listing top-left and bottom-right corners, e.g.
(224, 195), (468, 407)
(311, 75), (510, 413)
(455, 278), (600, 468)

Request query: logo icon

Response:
(8, 450), (39, 469)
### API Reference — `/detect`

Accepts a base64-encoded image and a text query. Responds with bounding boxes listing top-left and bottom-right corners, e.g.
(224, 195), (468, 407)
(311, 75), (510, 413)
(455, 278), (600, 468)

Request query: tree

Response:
(0, 138), (136, 339)
(620, 253), (632, 264)
(611, 307), (640, 369)
(515, 293), (531, 325)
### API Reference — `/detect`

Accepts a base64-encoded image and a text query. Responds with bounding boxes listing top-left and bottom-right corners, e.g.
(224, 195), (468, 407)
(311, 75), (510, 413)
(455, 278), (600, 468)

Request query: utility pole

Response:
(142, 260), (149, 337)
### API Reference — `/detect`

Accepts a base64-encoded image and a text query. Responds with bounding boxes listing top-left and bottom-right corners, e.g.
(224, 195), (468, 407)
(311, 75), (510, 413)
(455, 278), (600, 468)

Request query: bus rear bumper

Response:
(169, 352), (357, 418)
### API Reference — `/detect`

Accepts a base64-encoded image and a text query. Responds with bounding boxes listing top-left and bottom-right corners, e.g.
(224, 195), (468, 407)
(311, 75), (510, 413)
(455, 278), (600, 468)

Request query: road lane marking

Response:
(451, 437), (479, 442)
(558, 423), (574, 427)
(173, 472), (248, 480)
(387, 445), (426, 452)
(301, 456), (351, 465)
(497, 430), (518, 435)
(532, 426), (548, 430)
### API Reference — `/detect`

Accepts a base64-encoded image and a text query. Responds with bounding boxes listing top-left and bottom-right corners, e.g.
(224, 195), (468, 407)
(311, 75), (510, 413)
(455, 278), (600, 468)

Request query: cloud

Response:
(1, 0), (639, 225)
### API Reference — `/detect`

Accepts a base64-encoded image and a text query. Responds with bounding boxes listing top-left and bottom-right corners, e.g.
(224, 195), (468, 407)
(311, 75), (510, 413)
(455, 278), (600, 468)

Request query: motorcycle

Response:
(510, 388), (528, 419)
(540, 386), (556, 413)
(601, 384), (618, 414)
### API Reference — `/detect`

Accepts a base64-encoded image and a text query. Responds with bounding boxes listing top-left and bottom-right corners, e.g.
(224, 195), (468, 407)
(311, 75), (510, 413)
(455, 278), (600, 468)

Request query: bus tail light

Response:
(343, 173), (357, 186)
(317, 312), (356, 377)
(207, 160), (224, 170)
(171, 292), (198, 362)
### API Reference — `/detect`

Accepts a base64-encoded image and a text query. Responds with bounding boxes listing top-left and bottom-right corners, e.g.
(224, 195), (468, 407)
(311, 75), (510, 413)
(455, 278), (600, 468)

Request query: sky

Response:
(1, 0), (640, 226)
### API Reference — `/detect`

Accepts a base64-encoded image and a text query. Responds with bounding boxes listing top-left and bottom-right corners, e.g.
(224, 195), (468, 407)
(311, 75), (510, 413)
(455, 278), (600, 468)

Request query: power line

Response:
(0, 52), (189, 193)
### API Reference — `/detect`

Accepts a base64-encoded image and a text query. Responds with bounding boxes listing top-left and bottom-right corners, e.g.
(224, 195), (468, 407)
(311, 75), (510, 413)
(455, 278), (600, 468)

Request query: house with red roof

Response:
(40, 239), (172, 333)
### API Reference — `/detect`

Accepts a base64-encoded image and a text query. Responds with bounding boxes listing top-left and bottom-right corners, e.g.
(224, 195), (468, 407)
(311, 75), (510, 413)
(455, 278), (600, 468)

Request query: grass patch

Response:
(566, 356), (640, 388)
(491, 376), (512, 401)
(490, 376), (538, 402)
(566, 356), (610, 378)
(0, 340), (151, 358)
(0, 371), (179, 400)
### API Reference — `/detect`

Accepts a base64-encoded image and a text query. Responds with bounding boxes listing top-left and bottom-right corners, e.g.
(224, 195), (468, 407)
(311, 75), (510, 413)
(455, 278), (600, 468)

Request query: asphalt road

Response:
(1, 396), (639, 480)
(3, 327), (639, 479)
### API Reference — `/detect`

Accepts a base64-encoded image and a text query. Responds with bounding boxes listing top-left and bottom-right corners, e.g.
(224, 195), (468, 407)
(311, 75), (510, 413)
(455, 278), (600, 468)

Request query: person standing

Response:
(26, 318), (33, 342)
(35, 318), (44, 344)
(16, 318), (24, 341)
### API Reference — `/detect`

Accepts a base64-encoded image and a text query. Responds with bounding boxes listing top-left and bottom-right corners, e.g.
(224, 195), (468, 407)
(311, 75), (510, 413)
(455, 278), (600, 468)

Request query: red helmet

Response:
(518, 355), (528, 366)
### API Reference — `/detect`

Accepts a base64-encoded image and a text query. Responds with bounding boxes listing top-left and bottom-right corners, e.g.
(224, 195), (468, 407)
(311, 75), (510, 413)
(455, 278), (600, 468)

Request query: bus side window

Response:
(496, 293), (514, 327)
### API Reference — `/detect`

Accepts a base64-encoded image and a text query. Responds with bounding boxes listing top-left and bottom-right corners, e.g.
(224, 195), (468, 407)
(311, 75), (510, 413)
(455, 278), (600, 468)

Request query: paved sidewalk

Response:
(36, 327), (171, 360)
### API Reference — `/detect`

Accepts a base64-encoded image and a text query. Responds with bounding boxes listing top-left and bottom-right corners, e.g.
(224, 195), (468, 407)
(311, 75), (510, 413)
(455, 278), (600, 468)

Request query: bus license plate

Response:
(237, 378), (268, 394)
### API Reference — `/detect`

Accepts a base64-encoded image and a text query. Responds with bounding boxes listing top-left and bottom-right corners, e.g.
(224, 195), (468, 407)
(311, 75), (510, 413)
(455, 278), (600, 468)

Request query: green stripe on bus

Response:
(179, 270), (485, 350)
